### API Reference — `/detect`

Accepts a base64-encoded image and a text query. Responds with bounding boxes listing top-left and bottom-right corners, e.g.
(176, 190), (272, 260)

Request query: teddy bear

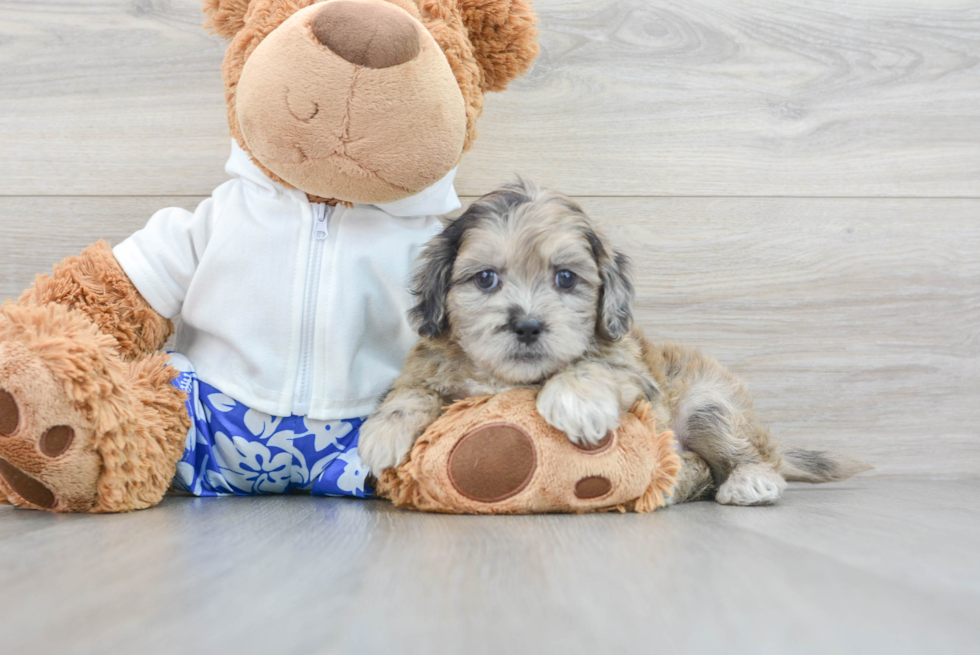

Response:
(0, 0), (540, 512)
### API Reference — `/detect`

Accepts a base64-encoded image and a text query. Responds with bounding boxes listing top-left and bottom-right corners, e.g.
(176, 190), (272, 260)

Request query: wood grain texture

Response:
(1, 0), (979, 196)
(0, 479), (978, 655)
(2, 195), (977, 476)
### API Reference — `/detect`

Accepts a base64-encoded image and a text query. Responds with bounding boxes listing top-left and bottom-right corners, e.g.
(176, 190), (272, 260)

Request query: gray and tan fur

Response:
(358, 179), (871, 505)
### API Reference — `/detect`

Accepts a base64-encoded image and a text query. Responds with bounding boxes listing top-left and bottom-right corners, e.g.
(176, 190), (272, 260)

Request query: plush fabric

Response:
(377, 389), (682, 514)
(312, 0), (422, 68)
(235, 1), (468, 203)
(0, 301), (188, 512)
(18, 241), (173, 361)
(215, 0), (539, 202)
(0, 0), (539, 513)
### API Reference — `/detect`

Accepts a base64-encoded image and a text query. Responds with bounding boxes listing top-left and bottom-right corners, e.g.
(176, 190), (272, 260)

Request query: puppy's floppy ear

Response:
(409, 213), (479, 338)
(586, 232), (634, 341)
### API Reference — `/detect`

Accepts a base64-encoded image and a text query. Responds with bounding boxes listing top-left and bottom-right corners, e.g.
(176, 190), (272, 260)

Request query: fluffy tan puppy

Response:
(358, 180), (870, 505)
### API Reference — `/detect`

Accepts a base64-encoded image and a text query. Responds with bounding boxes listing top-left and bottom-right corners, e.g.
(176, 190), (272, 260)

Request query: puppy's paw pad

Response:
(716, 466), (786, 506)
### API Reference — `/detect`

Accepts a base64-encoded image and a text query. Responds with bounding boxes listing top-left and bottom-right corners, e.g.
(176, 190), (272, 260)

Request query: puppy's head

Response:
(410, 179), (634, 384)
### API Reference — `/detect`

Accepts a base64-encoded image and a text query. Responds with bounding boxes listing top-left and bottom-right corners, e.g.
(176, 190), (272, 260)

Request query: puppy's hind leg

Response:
(676, 395), (785, 506)
(666, 451), (715, 505)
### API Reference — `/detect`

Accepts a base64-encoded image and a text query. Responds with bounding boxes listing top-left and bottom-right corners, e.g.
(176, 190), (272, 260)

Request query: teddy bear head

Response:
(203, 0), (539, 204)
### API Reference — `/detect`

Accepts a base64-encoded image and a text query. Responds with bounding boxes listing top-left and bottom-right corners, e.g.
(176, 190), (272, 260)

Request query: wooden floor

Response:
(1, 1), (979, 651)
(1, 478), (978, 655)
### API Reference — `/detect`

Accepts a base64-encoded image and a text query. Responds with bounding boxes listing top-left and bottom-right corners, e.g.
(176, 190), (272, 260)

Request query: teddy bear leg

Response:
(0, 303), (128, 511)
(92, 352), (190, 513)
(0, 304), (187, 513)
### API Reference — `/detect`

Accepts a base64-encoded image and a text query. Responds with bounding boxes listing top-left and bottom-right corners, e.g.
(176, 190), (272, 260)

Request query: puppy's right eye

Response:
(474, 270), (499, 291)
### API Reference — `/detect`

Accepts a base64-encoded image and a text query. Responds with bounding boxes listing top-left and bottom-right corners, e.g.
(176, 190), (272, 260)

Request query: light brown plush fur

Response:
(376, 389), (681, 514)
(211, 0), (539, 202)
(235, 0), (468, 202)
(18, 241), (173, 360)
(0, 301), (188, 512)
(0, 0), (539, 513)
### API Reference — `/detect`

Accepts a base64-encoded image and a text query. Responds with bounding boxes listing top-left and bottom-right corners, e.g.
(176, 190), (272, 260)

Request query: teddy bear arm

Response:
(18, 240), (173, 361)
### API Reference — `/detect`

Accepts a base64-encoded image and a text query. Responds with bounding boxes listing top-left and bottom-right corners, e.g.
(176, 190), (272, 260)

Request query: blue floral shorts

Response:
(167, 353), (371, 497)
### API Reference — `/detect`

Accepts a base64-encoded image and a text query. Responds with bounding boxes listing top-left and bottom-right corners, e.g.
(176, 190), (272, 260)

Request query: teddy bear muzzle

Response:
(235, 0), (467, 205)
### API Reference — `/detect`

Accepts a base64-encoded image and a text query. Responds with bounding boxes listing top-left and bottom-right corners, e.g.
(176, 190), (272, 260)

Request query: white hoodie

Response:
(113, 141), (455, 419)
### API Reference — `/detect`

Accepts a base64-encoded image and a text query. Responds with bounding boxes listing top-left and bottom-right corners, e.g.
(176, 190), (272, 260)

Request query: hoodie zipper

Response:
(292, 202), (331, 416)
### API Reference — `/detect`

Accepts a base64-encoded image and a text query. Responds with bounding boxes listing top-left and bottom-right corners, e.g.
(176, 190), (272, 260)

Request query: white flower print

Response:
(175, 461), (196, 491)
(208, 393), (237, 413)
(265, 430), (311, 487)
(335, 450), (368, 495)
(205, 469), (236, 495)
(212, 431), (293, 494)
(173, 365), (370, 497)
(303, 418), (353, 452)
(243, 408), (283, 439)
(307, 451), (342, 488)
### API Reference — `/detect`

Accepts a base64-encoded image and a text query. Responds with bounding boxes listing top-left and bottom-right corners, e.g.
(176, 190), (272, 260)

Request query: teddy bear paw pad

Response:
(0, 457), (56, 509)
(0, 370), (100, 513)
(0, 389), (18, 435)
(574, 475), (612, 499)
(447, 424), (536, 503)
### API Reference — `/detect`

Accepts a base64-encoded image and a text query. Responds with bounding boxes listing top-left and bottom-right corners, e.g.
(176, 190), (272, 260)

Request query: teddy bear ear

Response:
(458, 0), (540, 92)
(203, 0), (252, 39)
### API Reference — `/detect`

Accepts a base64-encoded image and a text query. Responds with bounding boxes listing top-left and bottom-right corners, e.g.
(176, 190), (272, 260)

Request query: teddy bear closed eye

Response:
(0, 0), (539, 512)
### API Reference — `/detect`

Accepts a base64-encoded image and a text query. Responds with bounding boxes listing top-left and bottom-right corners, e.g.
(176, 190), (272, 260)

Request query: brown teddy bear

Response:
(0, 0), (540, 512)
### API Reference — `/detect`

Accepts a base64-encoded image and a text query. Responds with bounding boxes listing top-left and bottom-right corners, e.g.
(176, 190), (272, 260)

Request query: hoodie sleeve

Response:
(112, 197), (214, 319)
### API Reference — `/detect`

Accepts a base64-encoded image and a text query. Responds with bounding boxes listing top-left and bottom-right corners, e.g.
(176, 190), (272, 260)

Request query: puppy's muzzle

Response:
(510, 318), (545, 345)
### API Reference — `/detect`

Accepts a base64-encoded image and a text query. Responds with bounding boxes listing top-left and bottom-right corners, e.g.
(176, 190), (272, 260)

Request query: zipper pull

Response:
(314, 203), (329, 240)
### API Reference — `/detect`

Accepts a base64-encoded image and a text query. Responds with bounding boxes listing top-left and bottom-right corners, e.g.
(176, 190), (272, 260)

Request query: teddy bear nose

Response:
(312, 0), (422, 69)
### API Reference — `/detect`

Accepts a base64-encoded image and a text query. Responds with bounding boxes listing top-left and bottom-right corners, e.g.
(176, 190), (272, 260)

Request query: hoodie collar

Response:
(225, 139), (461, 217)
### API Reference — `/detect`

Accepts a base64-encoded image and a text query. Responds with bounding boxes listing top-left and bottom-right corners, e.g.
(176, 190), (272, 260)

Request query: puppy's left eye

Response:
(475, 270), (500, 291)
(555, 270), (578, 291)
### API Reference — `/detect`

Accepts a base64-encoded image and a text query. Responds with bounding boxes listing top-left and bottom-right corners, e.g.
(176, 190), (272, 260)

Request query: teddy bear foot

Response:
(0, 348), (102, 512)
(377, 390), (681, 514)
(0, 302), (189, 513)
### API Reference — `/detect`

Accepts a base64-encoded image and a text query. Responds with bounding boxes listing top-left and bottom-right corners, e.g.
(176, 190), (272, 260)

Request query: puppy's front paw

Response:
(537, 375), (621, 447)
(715, 465), (786, 506)
(357, 415), (416, 476)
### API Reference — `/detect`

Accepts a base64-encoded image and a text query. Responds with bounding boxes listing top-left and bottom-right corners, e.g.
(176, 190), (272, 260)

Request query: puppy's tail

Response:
(779, 448), (873, 483)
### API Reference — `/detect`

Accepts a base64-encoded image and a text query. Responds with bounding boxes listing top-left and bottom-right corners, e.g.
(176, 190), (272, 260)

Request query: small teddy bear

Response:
(0, 0), (539, 512)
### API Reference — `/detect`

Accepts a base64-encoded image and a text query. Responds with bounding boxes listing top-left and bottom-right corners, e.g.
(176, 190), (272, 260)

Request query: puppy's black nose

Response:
(511, 318), (545, 345)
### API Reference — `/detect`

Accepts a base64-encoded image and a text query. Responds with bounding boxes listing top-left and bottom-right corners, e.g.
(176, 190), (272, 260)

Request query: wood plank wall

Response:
(1, 0), (978, 476)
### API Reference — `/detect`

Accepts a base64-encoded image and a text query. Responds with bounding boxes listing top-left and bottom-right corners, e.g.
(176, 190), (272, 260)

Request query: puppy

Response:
(358, 179), (870, 505)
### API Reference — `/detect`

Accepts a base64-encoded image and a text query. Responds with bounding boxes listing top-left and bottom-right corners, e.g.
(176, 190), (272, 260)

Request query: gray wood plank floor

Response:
(1, 1), (978, 652)
(1, 478), (978, 655)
